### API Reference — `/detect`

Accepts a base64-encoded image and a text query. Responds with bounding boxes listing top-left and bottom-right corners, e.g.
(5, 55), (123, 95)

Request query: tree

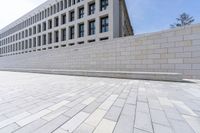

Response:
(170, 13), (195, 28)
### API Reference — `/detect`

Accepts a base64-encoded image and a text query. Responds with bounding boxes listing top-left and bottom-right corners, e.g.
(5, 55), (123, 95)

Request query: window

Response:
(78, 23), (84, 38)
(25, 40), (28, 49)
(100, 0), (108, 11)
(33, 37), (36, 47)
(78, 7), (84, 19)
(54, 31), (59, 43)
(38, 24), (41, 33)
(54, 17), (59, 27)
(57, 2), (60, 12)
(69, 26), (74, 39)
(42, 34), (46, 45)
(100, 16), (109, 33)
(48, 33), (52, 44)
(61, 28), (66, 41)
(89, 20), (95, 35)
(25, 30), (28, 37)
(29, 28), (32, 36)
(48, 19), (52, 29)
(33, 26), (36, 34)
(37, 36), (41, 46)
(43, 22), (46, 31)
(61, 14), (66, 24)
(60, 1), (63, 10)
(69, 10), (75, 22)
(89, 2), (95, 15)
(29, 39), (32, 48)
(68, 0), (71, 7)
(64, 0), (67, 8)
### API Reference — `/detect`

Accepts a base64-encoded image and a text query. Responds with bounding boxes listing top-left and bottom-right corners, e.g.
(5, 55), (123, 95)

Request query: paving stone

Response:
(16, 109), (51, 126)
(121, 104), (136, 117)
(0, 123), (20, 133)
(104, 106), (122, 122)
(134, 112), (153, 133)
(83, 102), (101, 113)
(169, 119), (196, 133)
(34, 115), (70, 133)
(0, 112), (31, 129)
(150, 109), (170, 126)
(134, 128), (151, 133)
(172, 100), (198, 117)
(113, 98), (126, 107)
(93, 119), (116, 133)
(99, 95), (118, 111)
(153, 123), (173, 133)
(42, 106), (70, 121)
(84, 109), (106, 127)
(113, 115), (134, 133)
(73, 123), (94, 133)
(48, 100), (70, 111)
(183, 115), (200, 133)
(14, 119), (47, 133)
(64, 104), (86, 117)
(61, 112), (89, 132)
(82, 97), (96, 105)
(136, 102), (149, 113)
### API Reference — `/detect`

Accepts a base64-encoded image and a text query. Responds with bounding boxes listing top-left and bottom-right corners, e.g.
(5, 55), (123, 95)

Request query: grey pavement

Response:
(0, 71), (199, 133)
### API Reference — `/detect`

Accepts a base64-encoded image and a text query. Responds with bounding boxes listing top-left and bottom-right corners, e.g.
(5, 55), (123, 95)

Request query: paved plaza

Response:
(0, 71), (199, 133)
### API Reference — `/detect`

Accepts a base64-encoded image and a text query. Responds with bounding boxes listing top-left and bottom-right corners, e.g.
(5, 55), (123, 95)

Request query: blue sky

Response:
(0, 0), (199, 34)
(126, 0), (200, 34)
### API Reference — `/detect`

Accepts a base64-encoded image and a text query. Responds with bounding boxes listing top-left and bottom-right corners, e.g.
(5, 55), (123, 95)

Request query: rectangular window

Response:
(29, 28), (32, 36)
(33, 37), (36, 47)
(78, 7), (84, 19)
(64, 0), (67, 8)
(54, 31), (59, 43)
(100, 16), (109, 33)
(100, 0), (108, 11)
(38, 24), (41, 33)
(48, 19), (52, 29)
(57, 3), (60, 12)
(43, 34), (46, 45)
(43, 22), (46, 31)
(89, 2), (95, 15)
(61, 28), (66, 41)
(68, 0), (71, 7)
(78, 23), (84, 37)
(54, 17), (59, 27)
(60, 1), (63, 10)
(89, 20), (95, 35)
(29, 39), (32, 48)
(33, 26), (36, 34)
(61, 14), (66, 24)
(69, 26), (74, 39)
(69, 10), (75, 22)
(37, 36), (41, 46)
(48, 33), (52, 44)
(25, 30), (28, 37)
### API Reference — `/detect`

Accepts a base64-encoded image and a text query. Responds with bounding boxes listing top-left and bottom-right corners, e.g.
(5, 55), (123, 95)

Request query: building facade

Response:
(0, 0), (133, 57)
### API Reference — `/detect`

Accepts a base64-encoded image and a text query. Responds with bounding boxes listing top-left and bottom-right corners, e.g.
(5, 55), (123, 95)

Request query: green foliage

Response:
(170, 13), (195, 28)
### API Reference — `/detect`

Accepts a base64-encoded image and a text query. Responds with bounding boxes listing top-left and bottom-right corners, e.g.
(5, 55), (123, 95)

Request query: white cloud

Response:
(0, 0), (46, 29)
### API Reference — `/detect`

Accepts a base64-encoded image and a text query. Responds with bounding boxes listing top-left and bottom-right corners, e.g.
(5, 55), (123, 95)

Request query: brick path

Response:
(0, 71), (199, 133)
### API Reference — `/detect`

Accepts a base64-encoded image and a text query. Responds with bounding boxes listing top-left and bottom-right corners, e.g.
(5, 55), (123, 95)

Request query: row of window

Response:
(0, 15), (108, 46)
(0, 0), (109, 46)
(0, 16), (109, 55)
(0, 0), (108, 40)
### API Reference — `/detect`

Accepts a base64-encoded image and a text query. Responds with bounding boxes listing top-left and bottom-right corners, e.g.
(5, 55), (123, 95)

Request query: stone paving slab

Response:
(0, 71), (199, 133)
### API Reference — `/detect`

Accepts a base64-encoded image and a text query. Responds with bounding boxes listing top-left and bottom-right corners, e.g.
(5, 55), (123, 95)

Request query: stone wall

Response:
(0, 24), (200, 79)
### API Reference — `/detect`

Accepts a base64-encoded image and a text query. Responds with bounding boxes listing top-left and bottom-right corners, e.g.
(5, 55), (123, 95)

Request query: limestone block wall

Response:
(0, 24), (200, 79)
